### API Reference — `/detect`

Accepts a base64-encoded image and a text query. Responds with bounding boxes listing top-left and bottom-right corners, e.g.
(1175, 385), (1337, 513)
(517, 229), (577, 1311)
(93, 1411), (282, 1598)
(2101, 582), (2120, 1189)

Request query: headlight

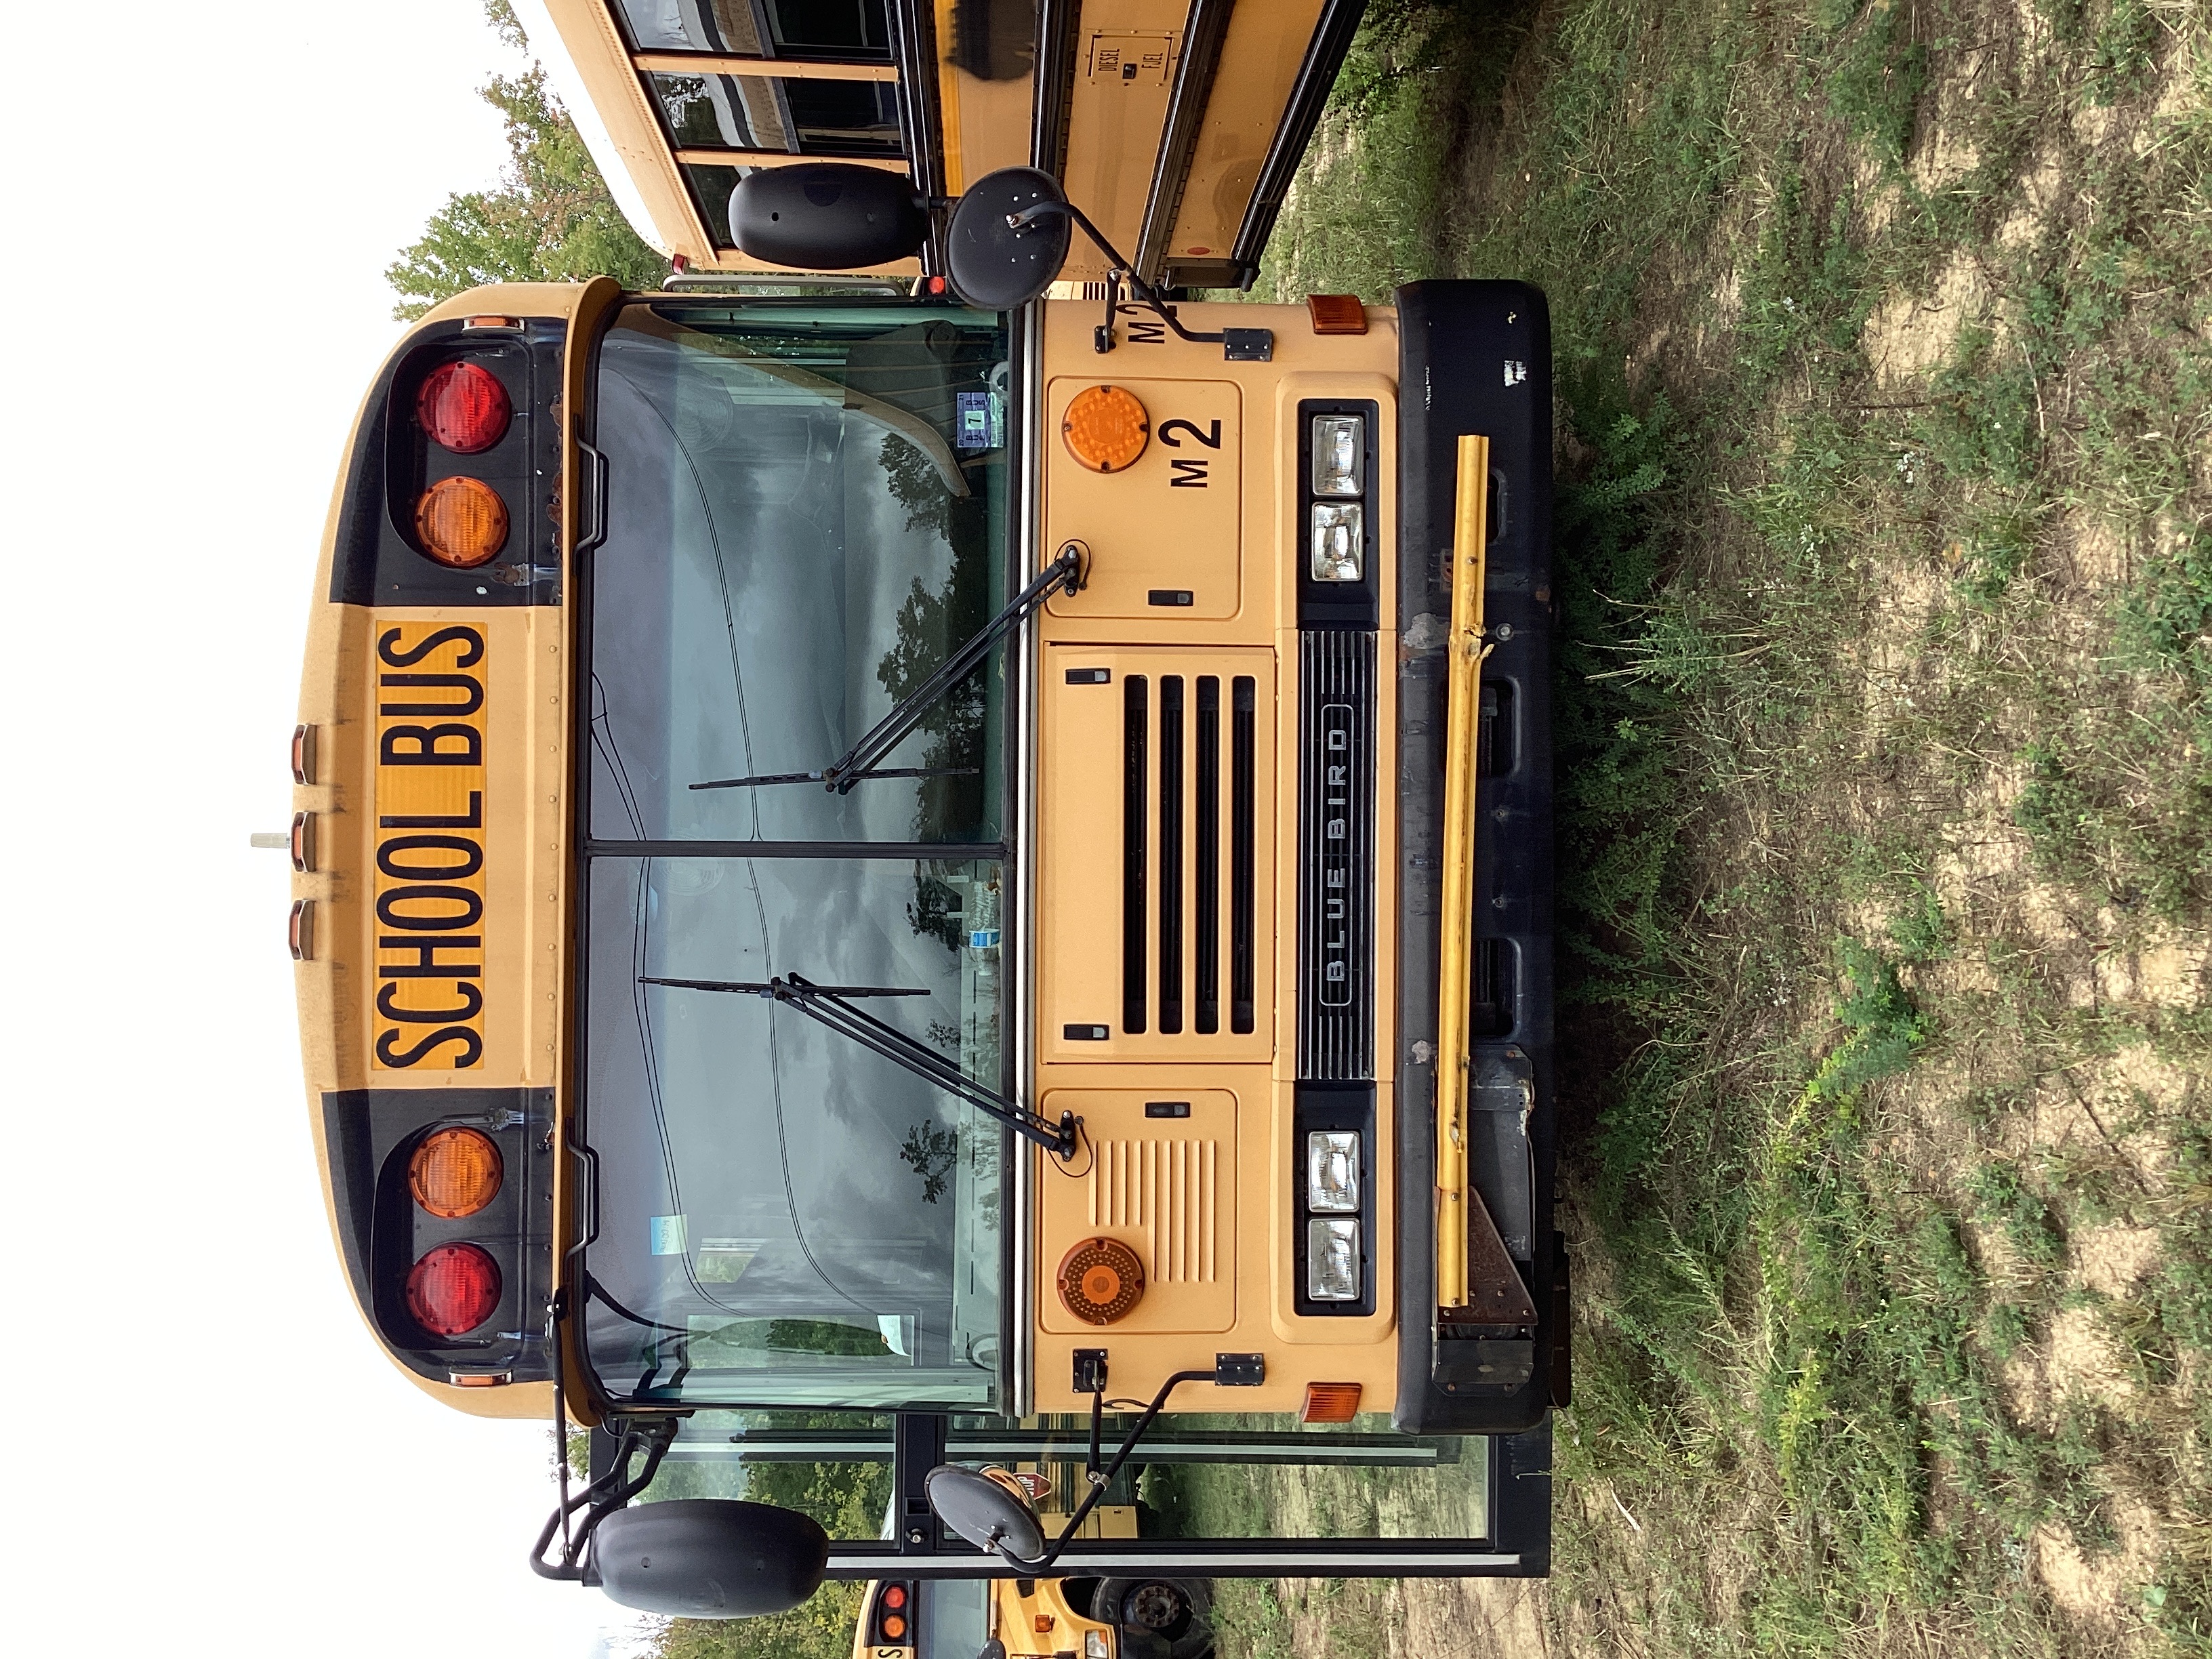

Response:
(1306, 1130), (1360, 1213)
(1307, 1218), (1361, 1300)
(1311, 501), (1364, 582)
(1311, 413), (1364, 497)
(1084, 1631), (1113, 1659)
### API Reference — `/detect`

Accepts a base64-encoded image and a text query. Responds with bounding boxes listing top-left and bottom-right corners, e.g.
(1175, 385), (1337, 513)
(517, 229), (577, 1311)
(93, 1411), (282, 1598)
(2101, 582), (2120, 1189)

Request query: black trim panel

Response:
(329, 319), (567, 609)
(1390, 281), (1557, 1436)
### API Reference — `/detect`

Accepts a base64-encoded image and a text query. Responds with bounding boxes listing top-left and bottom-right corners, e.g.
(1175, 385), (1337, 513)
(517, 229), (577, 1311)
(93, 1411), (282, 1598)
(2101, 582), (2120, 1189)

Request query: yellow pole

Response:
(1435, 434), (1491, 1309)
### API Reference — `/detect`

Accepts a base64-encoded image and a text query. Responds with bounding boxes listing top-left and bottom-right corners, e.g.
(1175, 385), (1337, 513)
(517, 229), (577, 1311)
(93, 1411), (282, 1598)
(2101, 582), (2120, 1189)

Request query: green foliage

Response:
(386, 4), (663, 319)
(1969, 1158), (2067, 1265)
(1919, 325), (2041, 487)
(1885, 882), (1950, 963)
(1804, 940), (1930, 1103)
(653, 1582), (867, 1659)
(1822, 0), (1929, 164)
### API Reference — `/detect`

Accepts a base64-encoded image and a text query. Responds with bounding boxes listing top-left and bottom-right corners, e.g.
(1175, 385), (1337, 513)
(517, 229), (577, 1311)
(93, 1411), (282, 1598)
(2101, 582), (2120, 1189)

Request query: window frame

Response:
(569, 293), (1026, 1415)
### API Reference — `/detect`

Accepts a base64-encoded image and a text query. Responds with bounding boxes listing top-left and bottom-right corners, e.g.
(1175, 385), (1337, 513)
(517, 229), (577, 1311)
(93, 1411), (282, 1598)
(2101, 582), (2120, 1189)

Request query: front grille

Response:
(1120, 672), (1257, 1038)
(1297, 631), (1377, 1080)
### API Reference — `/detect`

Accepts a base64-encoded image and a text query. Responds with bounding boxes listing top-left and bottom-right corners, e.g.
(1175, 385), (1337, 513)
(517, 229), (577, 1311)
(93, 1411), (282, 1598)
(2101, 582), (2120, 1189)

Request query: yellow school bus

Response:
(287, 0), (1561, 1633)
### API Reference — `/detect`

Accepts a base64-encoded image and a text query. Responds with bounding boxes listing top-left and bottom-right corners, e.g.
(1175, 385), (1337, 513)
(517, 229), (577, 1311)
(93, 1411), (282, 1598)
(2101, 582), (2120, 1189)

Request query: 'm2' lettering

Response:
(1160, 419), (1220, 489)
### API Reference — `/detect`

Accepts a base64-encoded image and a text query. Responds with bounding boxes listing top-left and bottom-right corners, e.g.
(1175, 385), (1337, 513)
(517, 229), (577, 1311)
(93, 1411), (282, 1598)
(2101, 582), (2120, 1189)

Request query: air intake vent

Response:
(1041, 648), (1273, 1061)
(1087, 1137), (1221, 1284)
(1297, 632), (1377, 1080)
(1119, 672), (1257, 1040)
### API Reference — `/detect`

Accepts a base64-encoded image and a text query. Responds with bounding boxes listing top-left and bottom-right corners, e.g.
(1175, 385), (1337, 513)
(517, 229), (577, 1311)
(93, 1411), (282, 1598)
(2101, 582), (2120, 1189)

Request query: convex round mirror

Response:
(945, 167), (1073, 310)
(729, 163), (929, 270)
(925, 1465), (1047, 1561)
(590, 1499), (829, 1618)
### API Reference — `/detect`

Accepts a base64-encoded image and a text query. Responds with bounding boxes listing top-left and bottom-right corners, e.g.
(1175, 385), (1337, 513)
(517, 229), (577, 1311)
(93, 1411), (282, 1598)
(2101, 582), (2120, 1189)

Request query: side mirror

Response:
(944, 167), (1073, 310)
(924, 1465), (1046, 1561)
(589, 1500), (829, 1618)
(729, 163), (930, 270)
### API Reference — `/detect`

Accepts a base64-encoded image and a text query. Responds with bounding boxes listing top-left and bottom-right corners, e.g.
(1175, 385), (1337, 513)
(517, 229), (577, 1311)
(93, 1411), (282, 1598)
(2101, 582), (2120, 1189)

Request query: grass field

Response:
(1223, 1), (2212, 1654)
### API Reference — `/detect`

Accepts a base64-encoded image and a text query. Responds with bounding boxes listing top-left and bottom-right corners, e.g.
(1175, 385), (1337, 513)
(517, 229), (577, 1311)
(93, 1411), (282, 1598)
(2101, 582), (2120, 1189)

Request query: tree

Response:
(386, 1), (665, 318)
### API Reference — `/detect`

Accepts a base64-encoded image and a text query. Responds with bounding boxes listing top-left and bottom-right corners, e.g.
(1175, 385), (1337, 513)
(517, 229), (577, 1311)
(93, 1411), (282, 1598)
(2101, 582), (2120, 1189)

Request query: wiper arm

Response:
(642, 971), (1080, 1158)
(692, 542), (1086, 796)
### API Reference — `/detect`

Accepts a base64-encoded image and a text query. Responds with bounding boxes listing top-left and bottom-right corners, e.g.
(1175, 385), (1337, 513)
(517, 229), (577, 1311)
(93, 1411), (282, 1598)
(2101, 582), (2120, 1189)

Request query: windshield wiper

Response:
(691, 542), (1086, 796)
(640, 971), (1079, 1158)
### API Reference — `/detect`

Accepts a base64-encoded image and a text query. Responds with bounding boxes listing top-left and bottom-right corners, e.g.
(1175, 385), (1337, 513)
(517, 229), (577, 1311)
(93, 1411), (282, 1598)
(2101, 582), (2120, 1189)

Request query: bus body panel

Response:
(294, 281), (606, 1420)
(1027, 298), (1411, 1414)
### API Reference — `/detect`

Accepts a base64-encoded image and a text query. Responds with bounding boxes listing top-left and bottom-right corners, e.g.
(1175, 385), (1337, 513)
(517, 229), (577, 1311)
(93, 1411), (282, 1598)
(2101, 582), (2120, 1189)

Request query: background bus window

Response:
(638, 1411), (897, 1540)
(678, 162), (745, 245)
(649, 74), (903, 159)
(649, 72), (781, 150)
(781, 79), (902, 156)
(943, 1416), (1490, 1543)
(764, 0), (891, 60)
(615, 0), (891, 61)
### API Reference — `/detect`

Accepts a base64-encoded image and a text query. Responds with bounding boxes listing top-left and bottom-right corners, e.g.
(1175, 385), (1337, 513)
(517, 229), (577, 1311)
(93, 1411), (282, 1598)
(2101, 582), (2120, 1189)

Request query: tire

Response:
(1090, 1577), (1214, 1659)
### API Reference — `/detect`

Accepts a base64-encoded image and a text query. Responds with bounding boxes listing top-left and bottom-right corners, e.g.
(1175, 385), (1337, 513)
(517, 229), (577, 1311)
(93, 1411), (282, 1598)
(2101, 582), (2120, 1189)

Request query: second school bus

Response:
(285, 0), (1563, 1632)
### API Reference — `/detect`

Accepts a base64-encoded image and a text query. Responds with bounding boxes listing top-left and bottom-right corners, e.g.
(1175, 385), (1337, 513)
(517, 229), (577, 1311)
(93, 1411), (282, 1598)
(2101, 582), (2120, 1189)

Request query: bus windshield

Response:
(578, 299), (1012, 1410)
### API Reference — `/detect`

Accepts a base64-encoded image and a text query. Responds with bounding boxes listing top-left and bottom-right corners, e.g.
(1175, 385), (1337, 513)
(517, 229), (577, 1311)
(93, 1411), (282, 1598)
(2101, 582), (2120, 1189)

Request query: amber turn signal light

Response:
(409, 1126), (504, 1218)
(415, 476), (509, 568)
(1062, 384), (1149, 473)
(1306, 293), (1368, 335)
(1057, 1235), (1145, 1325)
(1300, 1381), (1364, 1423)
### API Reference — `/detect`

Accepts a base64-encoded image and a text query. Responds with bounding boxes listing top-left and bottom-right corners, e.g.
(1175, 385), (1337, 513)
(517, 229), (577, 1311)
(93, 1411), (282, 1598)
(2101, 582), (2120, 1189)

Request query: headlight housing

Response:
(1311, 413), (1364, 496)
(1307, 1130), (1360, 1213)
(1311, 501), (1364, 582)
(1307, 1218), (1361, 1301)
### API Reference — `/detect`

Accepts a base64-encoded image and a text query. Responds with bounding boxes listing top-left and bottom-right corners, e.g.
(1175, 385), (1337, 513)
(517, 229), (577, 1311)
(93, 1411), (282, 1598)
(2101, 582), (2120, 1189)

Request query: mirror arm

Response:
(1006, 202), (1225, 346)
(992, 1368), (1218, 1574)
(531, 1316), (681, 1584)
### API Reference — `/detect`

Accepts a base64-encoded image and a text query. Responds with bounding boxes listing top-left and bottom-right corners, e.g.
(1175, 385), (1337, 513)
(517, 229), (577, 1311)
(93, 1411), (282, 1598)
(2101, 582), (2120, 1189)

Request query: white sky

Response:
(0, 5), (651, 1654)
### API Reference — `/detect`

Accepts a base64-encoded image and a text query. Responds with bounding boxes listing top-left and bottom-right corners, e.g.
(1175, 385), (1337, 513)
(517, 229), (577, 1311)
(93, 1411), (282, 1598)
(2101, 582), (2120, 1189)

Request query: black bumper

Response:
(1391, 281), (1559, 1438)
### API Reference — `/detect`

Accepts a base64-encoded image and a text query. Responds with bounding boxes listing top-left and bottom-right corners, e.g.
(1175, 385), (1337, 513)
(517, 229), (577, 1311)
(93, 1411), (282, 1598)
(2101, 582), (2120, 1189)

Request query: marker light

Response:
(1311, 501), (1364, 582)
(1084, 1632), (1112, 1659)
(409, 1126), (504, 1218)
(1306, 1130), (1360, 1214)
(1062, 384), (1150, 473)
(1300, 1382), (1364, 1423)
(1307, 1218), (1360, 1302)
(882, 1585), (907, 1611)
(880, 1616), (907, 1641)
(406, 1242), (502, 1336)
(1311, 414), (1364, 496)
(416, 361), (512, 453)
(415, 476), (509, 568)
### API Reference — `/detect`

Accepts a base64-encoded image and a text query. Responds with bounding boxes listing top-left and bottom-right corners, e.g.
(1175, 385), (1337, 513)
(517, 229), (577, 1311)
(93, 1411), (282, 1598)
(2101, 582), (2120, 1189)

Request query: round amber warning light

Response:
(1057, 1235), (1145, 1325)
(409, 1126), (504, 1218)
(1062, 384), (1149, 474)
(415, 475), (509, 568)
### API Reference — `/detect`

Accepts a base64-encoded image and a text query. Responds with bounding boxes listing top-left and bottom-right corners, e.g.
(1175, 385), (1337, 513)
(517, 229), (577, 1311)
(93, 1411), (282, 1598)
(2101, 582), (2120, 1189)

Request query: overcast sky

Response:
(0, 4), (649, 1654)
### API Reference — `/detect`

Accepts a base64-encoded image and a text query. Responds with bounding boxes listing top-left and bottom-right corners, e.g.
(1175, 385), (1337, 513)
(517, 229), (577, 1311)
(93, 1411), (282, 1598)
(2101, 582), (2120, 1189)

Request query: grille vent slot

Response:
(1117, 672), (1256, 1039)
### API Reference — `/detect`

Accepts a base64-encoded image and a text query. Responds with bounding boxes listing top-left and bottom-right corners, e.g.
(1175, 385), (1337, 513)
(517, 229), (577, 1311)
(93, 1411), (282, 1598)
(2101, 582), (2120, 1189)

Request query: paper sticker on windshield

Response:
(955, 390), (1003, 451)
(699, 1237), (762, 1281)
(650, 1214), (687, 1256)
